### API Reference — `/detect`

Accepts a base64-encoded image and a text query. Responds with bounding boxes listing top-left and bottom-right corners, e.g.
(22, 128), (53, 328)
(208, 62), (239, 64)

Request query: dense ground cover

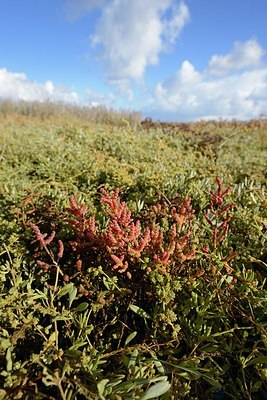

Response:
(0, 102), (266, 399)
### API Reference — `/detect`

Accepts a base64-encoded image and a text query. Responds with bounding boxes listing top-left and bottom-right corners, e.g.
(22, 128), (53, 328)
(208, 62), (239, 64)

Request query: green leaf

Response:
(69, 338), (88, 350)
(245, 356), (267, 367)
(69, 286), (77, 308)
(128, 349), (139, 369)
(251, 380), (262, 392)
(63, 349), (82, 360)
(97, 378), (109, 399)
(1, 338), (12, 350)
(140, 380), (171, 399)
(53, 315), (72, 321)
(154, 360), (165, 374)
(125, 331), (137, 346)
(6, 347), (12, 372)
(106, 376), (124, 387)
(103, 276), (112, 290)
(49, 331), (57, 343)
(202, 376), (221, 389)
(158, 360), (202, 378)
(129, 304), (152, 320)
(56, 283), (74, 299)
(75, 302), (89, 312)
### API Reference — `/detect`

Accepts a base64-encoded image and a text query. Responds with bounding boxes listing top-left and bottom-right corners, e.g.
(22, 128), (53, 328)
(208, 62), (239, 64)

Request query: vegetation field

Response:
(0, 101), (266, 399)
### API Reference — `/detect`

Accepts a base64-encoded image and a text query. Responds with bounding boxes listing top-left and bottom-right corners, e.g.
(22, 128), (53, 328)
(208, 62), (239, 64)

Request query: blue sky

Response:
(0, 0), (267, 121)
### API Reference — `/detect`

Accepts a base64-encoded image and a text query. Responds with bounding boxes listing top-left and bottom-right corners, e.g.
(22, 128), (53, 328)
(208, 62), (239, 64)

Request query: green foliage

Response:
(0, 104), (266, 399)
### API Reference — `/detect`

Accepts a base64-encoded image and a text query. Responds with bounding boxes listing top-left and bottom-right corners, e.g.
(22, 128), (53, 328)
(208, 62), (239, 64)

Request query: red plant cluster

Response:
(29, 179), (235, 281)
(58, 188), (196, 278)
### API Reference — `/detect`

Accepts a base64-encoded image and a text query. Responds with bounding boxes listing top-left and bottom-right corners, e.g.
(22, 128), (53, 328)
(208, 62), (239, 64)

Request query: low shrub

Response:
(1, 178), (266, 399)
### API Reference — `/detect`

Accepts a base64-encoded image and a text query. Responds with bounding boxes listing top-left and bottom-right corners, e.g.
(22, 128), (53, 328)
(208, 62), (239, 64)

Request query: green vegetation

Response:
(0, 101), (266, 399)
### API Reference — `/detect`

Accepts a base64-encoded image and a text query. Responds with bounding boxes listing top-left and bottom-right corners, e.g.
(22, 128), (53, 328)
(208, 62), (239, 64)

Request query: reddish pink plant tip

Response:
(57, 240), (64, 259)
(45, 231), (55, 246)
(75, 259), (83, 271)
(216, 177), (222, 194)
(69, 194), (78, 209)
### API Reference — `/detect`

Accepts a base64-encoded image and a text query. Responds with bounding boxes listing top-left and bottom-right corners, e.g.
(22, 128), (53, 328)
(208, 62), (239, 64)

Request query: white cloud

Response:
(163, 1), (190, 44)
(208, 39), (265, 76)
(0, 67), (129, 110)
(153, 61), (201, 112)
(151, 40), (267, 121)
(0, 68), (80, 104)
(68, 0), (189, 84)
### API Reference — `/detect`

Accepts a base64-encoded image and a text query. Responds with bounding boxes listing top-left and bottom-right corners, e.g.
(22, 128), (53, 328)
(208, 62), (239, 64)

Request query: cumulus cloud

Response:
(208, 39), (265, 76)
(153, 61), (202, 112)
(67, 0), (189, 84)
(0, 67), (129, 110)
(151, 40), (267, 121)
(0, 68), (80, 104)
